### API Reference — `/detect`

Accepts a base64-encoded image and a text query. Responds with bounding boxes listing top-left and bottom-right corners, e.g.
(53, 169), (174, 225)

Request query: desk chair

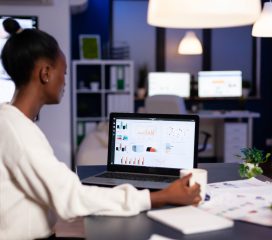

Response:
(145, 95), (187, 114)
(144, 95), (211, 154)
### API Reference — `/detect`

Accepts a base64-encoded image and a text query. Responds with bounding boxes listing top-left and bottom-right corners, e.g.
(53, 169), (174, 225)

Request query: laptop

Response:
(82, 112), (199, 190)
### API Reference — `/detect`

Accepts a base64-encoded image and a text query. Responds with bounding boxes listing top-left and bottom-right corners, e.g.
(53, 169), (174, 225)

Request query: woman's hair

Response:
(3, 18), (21, 35)
(1, 29), (60, 88)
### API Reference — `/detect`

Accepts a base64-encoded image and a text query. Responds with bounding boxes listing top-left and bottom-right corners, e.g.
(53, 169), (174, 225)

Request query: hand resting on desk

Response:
(150, 173), (201, 208)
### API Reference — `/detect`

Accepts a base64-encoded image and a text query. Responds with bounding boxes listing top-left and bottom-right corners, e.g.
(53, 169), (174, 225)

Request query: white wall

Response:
(0, 1), (72, 167)
(113, 1), (156, 90)
(211, 27), (252, 81)
(166, 29), (203, 78)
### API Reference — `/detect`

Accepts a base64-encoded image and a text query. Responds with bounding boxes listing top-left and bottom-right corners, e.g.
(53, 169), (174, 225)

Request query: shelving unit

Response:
(72, 59), (134, 155)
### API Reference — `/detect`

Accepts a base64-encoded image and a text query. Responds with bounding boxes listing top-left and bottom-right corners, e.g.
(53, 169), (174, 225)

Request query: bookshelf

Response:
(72, 60), (134, 155)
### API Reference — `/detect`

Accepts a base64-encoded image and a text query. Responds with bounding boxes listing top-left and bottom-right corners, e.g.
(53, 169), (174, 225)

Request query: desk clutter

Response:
(147, 178), (272, 235)
(201, 177), (272, 227)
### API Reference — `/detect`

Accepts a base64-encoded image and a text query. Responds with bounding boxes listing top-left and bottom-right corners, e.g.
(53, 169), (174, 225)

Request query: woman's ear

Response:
(39, 65), (50, 84)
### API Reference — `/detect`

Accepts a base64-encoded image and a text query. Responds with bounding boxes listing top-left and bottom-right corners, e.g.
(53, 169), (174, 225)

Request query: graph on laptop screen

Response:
(0, 15), (38, 103)
(112, 118), (196, 169)
(198, 70), (242, 98)
(148, 72), (191, 98)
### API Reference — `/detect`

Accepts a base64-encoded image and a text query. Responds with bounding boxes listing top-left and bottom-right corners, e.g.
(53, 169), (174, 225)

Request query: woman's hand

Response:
(150, 173), (201, 208)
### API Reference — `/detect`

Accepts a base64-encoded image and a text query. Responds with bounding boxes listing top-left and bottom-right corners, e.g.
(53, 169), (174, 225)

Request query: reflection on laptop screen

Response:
(148, 72), (191, 98)
(198, 70), (242, 98)
(111, 117), (196, 169)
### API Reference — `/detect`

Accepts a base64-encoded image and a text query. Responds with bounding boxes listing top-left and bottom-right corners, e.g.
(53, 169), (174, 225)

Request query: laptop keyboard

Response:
(96, 172), (179, 183)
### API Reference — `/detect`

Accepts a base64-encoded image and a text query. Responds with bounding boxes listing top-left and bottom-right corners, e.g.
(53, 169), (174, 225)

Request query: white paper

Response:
(200, 178), (272, 226)
(148, 234), (176, 240)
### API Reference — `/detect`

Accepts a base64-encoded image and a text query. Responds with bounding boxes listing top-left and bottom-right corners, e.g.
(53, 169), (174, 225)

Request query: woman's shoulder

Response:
(0, 103), (33, 132)
(0, 103), (51, 151)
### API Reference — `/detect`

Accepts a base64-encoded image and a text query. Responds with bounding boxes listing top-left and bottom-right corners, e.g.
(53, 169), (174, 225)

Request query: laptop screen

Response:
(108, 113), (199, 175)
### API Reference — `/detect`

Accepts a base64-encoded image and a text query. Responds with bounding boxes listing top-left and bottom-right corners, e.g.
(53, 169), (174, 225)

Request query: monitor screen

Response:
(148, 72), (191, 98)
(198, 70), (242, 98)
(0, 79), (15, 103)
(0, 16), (38, 102)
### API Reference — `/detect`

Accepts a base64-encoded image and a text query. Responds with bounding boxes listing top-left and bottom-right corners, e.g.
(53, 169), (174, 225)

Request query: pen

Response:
(205, 194), (211, 201)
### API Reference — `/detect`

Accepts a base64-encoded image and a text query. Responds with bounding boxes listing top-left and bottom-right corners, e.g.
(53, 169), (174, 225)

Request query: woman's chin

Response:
(46, 97), (62, 105)
(46, 91), (64, 105)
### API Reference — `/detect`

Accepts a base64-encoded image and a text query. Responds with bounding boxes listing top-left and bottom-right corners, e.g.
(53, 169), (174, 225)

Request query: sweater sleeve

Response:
(4, 124), (151, 220)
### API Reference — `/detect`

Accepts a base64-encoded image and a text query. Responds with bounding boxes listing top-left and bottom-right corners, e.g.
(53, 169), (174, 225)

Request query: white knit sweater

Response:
(0, 103), (151, 240)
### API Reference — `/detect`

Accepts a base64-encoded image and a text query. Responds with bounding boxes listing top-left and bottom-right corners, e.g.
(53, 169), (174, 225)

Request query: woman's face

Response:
(45, 50), (67, 104)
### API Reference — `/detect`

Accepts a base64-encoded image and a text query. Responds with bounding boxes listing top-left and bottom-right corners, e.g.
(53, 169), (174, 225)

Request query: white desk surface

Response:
(194, 110), (260, 119)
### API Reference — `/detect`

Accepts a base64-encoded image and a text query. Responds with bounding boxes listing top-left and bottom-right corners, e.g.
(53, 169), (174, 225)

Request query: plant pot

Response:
(242, 88), (250, 97)
(239, 162), (263, 178)
(137, 88), (146, 99)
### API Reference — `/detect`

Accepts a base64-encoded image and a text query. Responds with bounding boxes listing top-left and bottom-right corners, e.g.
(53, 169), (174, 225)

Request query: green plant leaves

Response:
(239, 163), (263, 178)
(239, 164), (248, 178)
(237, 147), (270, 179)
(239, 147), (270, 164)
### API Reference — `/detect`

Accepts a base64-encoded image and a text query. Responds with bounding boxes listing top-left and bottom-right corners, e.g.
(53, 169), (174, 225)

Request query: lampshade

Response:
(147, 0), (261, 28)
(178, 31), (203, 55)
(252, 2), (272, 37)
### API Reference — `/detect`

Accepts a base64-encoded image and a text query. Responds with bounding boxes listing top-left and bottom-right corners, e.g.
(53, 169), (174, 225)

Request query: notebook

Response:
(82, 112), (199, 190)
(147, 206), (234, 234)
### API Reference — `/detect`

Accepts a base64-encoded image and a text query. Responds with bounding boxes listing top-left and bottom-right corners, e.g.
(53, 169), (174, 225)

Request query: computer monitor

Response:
(0, 16), (38, 102)
(198, 70), (242, 98)
(0, 79), (15, 103)
(148, 72), (191, 98)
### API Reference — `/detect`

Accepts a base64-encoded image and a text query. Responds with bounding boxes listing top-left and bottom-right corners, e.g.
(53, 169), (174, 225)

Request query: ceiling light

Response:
(178, 31), (203, 55)
(252, 1), (272, 37)
(147, 0), (261, 28)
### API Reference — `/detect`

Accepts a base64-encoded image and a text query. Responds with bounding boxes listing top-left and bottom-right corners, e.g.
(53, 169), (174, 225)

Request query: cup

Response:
(90, 82), (99, 91)
(180, 168), (208, 203)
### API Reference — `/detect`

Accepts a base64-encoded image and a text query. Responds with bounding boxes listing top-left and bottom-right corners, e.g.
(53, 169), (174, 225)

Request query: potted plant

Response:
(137, 64), (148, 99)
(242, 80), (252, 98)
(236, 147), (271, 178)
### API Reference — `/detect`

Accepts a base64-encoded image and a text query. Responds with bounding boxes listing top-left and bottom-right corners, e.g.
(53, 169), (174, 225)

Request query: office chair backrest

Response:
(145, 95), (211, 154)
(145, 95), (187, 114)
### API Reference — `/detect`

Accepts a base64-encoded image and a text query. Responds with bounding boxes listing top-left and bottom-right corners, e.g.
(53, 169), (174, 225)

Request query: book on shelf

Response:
(124, 66), (130, 91)
(77, 122), (85, 145)
(110, 65), (130, 91)
(107, 94), (132, 117)
(110, 66), (117, 91)
(117, 66), (124, 90)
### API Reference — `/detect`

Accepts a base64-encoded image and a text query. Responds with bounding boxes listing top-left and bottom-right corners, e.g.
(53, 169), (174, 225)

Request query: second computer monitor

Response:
(148, 72), (191, 98)
(198, 70), (242, 98)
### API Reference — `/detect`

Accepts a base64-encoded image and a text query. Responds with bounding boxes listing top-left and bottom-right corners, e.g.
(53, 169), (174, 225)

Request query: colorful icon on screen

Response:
(146, 147), (157, 152)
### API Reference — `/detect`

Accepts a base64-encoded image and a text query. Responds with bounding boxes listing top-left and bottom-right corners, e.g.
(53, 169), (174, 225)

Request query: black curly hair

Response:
(3, 17), (21, 35)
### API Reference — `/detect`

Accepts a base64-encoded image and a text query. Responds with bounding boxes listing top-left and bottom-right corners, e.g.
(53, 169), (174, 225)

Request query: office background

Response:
(0, 0), (271, 172)
(71, 0), (272, 153)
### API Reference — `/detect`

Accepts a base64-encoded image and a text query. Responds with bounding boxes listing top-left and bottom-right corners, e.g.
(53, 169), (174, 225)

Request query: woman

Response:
(0, 29), (201, 239)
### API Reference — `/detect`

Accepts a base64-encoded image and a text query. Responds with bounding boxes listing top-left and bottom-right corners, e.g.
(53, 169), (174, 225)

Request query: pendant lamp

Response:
(252, 1), (272, 37)
(147, 0), (261, 28)
(178, 31), (203, 55)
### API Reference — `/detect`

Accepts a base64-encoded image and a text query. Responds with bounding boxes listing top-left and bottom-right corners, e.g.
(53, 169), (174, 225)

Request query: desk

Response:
(197, 110), (260, 147)
(78, 163), (271, 240)
(196, 111), (260, 162)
